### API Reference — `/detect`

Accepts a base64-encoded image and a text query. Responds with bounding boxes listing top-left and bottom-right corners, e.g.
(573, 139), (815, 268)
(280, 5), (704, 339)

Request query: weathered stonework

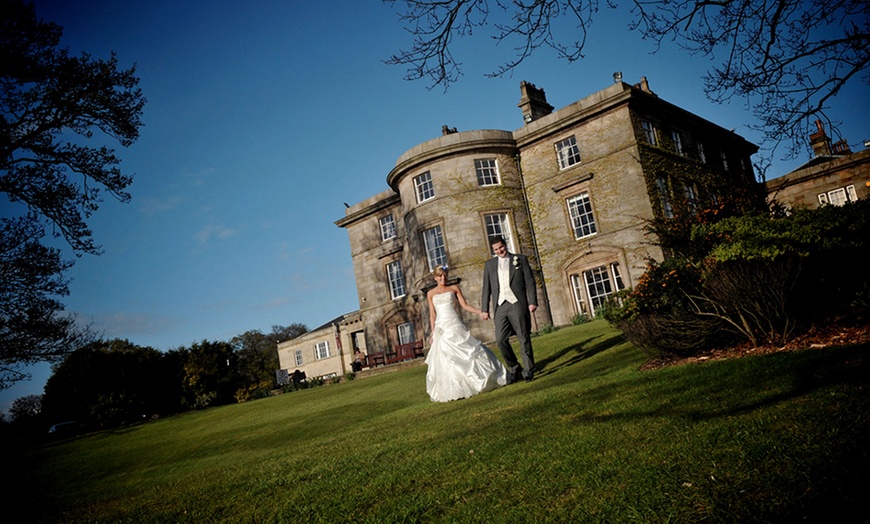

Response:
(276, 311), (365, 381)
(334, 78), (760, 358)
(766, 123), (870, 209)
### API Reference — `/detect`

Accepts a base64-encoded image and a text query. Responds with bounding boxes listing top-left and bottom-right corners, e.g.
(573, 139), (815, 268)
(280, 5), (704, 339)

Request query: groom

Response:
(480, 236), (537, 383)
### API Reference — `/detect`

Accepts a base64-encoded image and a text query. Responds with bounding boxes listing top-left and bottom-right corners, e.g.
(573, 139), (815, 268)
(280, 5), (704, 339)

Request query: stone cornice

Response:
(514, 84), (633, 147)
(387, 130), (517, 190)
(335, 192), (401, 228)
(767, 149), (870, 190)
(552, 172), (595, 193)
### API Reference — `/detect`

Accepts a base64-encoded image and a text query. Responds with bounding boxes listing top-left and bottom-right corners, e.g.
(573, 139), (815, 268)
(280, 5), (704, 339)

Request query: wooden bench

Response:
(389, 340), (424, 364)
(365, 352), (386, 368)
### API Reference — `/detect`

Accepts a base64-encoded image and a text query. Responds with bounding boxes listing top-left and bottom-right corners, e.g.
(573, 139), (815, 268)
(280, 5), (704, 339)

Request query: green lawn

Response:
(10, 321), (869, 523)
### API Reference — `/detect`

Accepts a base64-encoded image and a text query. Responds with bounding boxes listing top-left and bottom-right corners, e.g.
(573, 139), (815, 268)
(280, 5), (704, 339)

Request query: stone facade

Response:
(766, 121), (870, 209)
(276, 311), (365, 381)
(336, 78), (759, 357)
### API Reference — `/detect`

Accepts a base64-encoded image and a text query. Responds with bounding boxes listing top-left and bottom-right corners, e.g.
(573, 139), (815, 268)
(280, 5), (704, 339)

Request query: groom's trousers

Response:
(494, 301), (535, 381)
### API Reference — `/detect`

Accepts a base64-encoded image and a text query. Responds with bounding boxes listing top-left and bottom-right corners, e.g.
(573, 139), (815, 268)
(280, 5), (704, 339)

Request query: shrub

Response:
(533, 323), (558, 336)
(571, 313), (589, 326)
(607, 199), (870, 357)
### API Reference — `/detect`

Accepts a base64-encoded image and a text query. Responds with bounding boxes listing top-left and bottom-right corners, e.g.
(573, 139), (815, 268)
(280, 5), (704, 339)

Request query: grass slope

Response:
(10, 321), (870, 523)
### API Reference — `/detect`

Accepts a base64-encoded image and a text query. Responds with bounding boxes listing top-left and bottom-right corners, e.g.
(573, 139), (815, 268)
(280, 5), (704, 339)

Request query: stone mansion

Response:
(277, 76), (760, 379)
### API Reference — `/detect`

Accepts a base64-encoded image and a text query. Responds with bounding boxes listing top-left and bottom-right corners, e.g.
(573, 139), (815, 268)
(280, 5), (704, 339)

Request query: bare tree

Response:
(385, 0), (869, 157)
(9, 394), (41, 422)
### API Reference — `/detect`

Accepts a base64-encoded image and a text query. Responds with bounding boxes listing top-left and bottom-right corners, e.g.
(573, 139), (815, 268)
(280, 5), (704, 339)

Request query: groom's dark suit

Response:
(481, 252), (537, 382)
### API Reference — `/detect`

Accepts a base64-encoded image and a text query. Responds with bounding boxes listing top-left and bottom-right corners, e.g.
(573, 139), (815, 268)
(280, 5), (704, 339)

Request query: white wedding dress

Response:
(426, 292), (507, 402)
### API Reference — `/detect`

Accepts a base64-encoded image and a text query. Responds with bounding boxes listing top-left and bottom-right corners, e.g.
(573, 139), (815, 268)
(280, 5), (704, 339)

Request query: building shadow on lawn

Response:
(536, 332), (627, 376)
(557, 343), (870, 425)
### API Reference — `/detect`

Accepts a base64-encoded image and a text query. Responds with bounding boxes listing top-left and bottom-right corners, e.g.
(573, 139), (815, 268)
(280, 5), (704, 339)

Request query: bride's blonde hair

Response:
(432, 265), (448, 278)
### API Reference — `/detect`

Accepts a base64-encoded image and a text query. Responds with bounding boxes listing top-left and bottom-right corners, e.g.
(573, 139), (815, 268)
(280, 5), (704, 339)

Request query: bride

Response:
(425, 265), (507, 402)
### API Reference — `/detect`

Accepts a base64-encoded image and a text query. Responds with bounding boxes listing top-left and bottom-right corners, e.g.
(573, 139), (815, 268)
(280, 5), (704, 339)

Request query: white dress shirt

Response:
(497, 256), (518, 305)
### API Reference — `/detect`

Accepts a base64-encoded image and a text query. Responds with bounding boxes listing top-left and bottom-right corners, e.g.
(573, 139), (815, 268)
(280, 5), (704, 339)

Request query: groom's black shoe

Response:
(524, 376), (534, 382)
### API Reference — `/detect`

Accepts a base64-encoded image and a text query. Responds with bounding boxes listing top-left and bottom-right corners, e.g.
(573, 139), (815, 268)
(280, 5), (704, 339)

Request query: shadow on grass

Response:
(561, 343), (870, 425)
(536, 332), (627, 376)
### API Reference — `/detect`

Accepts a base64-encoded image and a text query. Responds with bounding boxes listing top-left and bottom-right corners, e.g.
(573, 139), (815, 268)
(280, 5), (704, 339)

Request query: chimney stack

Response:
(518, 81), (554, 124)
(810, 120), (833, 157)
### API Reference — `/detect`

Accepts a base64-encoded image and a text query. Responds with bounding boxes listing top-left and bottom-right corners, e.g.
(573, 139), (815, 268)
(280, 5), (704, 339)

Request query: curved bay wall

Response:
(388, 130), (548, 339)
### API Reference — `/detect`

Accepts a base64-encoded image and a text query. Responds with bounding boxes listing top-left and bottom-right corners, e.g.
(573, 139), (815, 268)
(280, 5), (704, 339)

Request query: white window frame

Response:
(671, 130), (685, 156)
(584, 265), (615, 316)
(555, 136), (582, 169)
(697, 142), (707, 163)
(642, 120), (657, 146)
(572, 263), (625, 317)
(294, 349), (303, 366)
(822, 187), (856, 206)
(570, 274), (588, 317)
(386, 260), (406, 299)
(398, 322), (416, 345)
(379, 215), (397, 241)
(474, 158), (500, 186)
(423, 225), (447, 271)
(483, 213), (515, 254)
(566, 192), (598, 239)
(720, 150), (730, 171)
(414, 171), (435, 203)
(822, 185), (858, 206)
(314, 341), (330, 360)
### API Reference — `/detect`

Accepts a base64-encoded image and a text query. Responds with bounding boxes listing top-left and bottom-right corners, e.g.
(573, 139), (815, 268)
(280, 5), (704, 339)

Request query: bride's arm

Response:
(453, 285), (482, 316)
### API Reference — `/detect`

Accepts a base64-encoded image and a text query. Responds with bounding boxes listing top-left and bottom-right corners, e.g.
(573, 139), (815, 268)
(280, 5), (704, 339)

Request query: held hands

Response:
(479, 311), (490, 321)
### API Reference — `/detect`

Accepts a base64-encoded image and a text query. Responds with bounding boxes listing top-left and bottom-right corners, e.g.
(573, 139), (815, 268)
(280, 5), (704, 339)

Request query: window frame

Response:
(656, 176), (674, 218)
(555, 135), (582, 170)
(642, 120), (658, 146)
(683, 184), (698, 214)
(422, 225), (448, 271)
(584, 265), (615, 316)
(828, 187), (849, 206)
(386, 259), (406, 299)
(397, 322), (416, 345)
(314, 341), (330, 360)
(294, 349), (303, 366)
(483, 212), (515, 254)
(474, 158), (500, 186)
(379, 214), (397, 241)
(414, 171), (435, 203)
(566, 192), (598, 240)
(570, 273), (588, 317)
(671, 130), (685, 156)
(823, 187), (854, 206)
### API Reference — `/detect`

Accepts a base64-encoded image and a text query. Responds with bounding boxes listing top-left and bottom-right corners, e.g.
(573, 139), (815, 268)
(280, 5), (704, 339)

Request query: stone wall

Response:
(336, 78), (763, 352)
(767, 150), (870, 209)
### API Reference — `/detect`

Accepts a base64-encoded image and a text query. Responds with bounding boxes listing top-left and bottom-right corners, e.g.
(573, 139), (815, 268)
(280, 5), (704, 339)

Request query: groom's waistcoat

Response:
(483, 253), (536, 313)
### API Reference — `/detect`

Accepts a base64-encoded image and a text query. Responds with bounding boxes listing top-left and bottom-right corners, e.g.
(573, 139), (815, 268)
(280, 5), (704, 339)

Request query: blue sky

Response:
(3, 0), (867, 412)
